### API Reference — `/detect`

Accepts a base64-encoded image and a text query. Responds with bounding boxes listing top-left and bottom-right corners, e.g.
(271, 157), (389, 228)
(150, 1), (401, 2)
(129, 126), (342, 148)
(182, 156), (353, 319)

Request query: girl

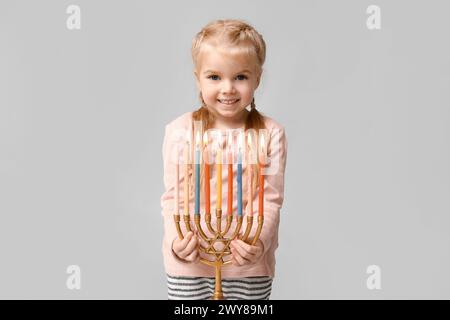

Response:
(161, 19), (287, 300)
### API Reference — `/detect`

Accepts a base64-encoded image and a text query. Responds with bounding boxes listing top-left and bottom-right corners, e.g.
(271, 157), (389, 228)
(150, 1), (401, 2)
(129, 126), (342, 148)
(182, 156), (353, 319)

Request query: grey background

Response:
(1, 0), (449, 299)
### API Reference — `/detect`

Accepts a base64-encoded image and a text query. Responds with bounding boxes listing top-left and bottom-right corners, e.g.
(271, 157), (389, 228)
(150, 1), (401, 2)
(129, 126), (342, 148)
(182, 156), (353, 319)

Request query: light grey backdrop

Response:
(1, 0), (449, 299)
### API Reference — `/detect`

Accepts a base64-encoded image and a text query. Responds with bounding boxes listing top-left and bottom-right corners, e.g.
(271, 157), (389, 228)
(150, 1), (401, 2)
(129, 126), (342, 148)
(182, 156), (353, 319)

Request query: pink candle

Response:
(258, 133), (266, 217)
(247, 133), (253, 216)
(183, 141), (190, 216)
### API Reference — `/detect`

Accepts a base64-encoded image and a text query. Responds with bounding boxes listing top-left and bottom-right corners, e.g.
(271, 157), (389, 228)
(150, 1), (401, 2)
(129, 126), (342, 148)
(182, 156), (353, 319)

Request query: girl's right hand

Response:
(172, 231), (200, 263)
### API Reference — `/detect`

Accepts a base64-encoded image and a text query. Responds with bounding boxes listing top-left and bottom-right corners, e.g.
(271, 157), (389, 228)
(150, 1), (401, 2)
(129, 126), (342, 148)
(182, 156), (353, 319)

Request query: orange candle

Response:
(203, 132), (211, 215)
(227, 132), (233, 216)
(258, 133), (266, 217)
(216, 134), (223, 210)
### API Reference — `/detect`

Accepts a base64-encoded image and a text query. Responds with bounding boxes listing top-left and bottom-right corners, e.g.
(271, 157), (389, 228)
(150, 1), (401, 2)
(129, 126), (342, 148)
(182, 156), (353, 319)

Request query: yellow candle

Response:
(203, 132), (211, 215)
(227, 132), (233, 216)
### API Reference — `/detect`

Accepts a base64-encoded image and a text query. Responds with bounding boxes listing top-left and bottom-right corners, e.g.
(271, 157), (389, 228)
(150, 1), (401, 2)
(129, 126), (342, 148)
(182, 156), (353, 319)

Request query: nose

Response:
(220, 80), (236, 95)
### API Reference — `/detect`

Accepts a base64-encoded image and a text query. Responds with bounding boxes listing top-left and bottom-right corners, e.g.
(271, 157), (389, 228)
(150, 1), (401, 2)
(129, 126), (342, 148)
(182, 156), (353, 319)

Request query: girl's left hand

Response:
(230, 237), (264, 266)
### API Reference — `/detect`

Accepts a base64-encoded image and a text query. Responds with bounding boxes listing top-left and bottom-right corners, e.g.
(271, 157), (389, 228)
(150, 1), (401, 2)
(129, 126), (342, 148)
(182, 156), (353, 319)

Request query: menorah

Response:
(172, 128), (267, 300)
(173, 207), (264, 300)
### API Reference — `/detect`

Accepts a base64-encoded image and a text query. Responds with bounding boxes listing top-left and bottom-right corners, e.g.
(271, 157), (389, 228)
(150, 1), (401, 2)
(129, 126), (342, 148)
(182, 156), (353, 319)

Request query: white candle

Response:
(175, 144), (179, 215)
(183, 140), (190, 216)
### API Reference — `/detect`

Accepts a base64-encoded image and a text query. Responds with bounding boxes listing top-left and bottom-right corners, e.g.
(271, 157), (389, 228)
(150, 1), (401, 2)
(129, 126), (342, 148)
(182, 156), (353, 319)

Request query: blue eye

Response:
(207, 75), (248, 80)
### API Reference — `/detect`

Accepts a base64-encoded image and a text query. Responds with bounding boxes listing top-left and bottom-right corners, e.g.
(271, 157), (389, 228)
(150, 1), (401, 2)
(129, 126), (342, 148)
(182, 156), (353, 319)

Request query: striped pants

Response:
(167, 274), (273, 300)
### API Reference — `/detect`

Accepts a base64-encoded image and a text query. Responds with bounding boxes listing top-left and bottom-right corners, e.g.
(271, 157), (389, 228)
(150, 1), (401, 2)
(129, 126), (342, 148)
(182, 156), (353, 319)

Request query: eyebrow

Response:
(203, 69), (252, 75)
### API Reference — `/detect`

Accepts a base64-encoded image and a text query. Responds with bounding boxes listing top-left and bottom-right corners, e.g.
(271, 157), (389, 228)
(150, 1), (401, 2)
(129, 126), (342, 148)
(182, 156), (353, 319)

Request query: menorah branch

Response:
(241, 215), (254, 242)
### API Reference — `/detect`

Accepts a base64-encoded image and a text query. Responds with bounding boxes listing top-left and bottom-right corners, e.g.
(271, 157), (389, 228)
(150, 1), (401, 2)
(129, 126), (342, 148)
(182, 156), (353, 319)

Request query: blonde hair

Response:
(186, 19), (267, 215)
(191, 19), (266, 131)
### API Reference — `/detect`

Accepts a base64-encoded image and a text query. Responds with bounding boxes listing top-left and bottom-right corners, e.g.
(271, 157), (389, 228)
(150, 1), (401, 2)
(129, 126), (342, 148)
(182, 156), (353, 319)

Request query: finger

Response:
(231, 240), (257, 260)
(185, 248), (198, 262)
(237, 239), (259, 255)
(231, 247), (250, 266)
(185, 251), (197, 263)
(183, 231), (194, 245)
(181, 234), (198, 257)
(197, 233), (209, 247)
(175, 232), (193, 256)
(232, 249), (248, 266)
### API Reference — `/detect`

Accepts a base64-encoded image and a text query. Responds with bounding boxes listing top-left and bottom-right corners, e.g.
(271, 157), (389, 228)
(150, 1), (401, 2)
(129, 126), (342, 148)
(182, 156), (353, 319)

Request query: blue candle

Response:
(237, 134), (243, 216)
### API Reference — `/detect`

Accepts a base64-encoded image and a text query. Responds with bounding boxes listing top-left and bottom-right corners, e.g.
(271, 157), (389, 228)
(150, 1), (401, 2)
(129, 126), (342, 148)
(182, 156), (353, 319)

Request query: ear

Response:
(194, 70), (201, 91)
(255, 74), (261, 90)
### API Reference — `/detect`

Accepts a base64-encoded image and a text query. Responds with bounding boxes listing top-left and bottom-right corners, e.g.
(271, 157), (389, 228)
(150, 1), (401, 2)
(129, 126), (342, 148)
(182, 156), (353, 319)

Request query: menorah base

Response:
(212, 292), (225, 300)
(211, 262), (226, 300)
(174, 213), (264, 301)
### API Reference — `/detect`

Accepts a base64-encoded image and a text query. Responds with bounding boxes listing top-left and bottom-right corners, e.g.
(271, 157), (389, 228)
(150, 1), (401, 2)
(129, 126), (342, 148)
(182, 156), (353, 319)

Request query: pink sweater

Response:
(161, 112), (287, 278)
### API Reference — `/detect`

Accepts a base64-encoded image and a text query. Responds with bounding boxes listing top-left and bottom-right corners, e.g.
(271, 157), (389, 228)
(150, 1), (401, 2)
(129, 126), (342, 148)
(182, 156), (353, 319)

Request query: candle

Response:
(175, 143), (180, 215)
(227, 132), (233, 216)
(216, 134), (223, 211)
(247, 133), (253, 216)
(203, 132), (211, 215)
(183, 140), (190, 216)
(195, 131), (201, 215)
(237, 131), (243, 216)
(258, 132), (266, 217)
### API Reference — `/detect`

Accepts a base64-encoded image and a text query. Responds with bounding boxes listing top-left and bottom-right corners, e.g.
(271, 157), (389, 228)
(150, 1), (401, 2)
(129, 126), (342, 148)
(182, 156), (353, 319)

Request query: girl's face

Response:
(195, 46), (261, 124)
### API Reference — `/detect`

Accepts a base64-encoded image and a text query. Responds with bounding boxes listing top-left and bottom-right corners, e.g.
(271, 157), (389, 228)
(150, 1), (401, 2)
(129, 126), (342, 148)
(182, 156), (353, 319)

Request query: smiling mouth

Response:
(217, 99), (240, 105)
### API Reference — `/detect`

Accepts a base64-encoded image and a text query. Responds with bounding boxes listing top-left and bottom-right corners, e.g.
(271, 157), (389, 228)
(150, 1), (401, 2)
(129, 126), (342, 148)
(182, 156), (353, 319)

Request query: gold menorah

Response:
(173, 210), (263, 300)
(172, 127), (267, 300)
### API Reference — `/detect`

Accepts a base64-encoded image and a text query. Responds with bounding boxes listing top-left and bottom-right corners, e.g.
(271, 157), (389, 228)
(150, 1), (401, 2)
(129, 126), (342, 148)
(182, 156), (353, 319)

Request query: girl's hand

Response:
(230, 237), (264, 266)
(172, 231), (200, 263)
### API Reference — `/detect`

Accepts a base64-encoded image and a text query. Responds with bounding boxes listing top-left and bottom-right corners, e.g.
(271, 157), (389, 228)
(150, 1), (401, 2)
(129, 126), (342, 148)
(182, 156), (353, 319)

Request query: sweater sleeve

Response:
(160, 123), (192, 264)
(257, 126), (288, 255)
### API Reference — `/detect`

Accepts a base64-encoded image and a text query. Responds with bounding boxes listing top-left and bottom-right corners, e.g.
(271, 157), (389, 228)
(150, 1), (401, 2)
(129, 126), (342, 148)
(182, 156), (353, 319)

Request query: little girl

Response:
(161, 19), (287, 300)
